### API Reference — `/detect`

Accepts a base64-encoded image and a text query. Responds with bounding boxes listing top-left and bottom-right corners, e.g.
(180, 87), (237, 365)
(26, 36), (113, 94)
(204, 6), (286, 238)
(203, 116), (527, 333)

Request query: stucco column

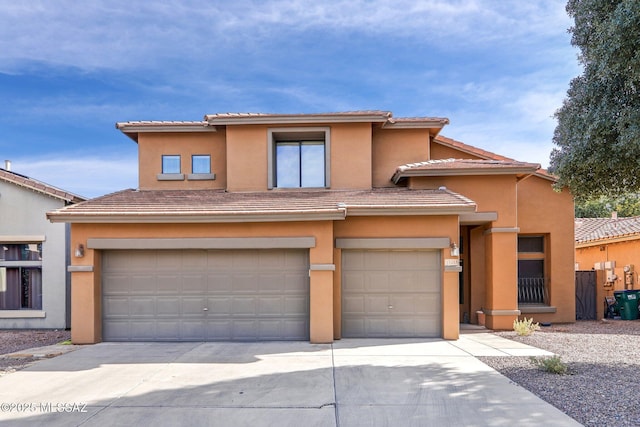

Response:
(69, 248), (102, 344)
(483, 229), (520, 330)
(309, 269), (334, 343)
(442, 265), (460, 340)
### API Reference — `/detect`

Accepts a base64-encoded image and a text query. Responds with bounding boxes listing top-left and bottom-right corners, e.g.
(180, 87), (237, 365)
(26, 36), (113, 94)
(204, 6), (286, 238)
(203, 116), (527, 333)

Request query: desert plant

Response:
(513, 317), (540, 336)
(530, 355), (568, 375)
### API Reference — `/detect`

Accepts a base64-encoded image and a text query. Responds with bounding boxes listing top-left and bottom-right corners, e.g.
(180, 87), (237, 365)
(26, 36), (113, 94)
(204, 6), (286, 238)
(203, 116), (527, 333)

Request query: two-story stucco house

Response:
(47, 111), (575, 344)
(1, 162), (85, 329)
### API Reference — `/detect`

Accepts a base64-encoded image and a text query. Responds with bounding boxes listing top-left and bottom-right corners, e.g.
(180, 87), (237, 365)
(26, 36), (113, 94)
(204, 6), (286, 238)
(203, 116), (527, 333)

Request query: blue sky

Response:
(0, 1), (580, 198)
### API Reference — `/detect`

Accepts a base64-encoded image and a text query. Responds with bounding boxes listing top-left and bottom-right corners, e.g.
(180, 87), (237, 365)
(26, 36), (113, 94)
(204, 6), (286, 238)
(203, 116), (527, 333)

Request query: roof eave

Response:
(47, 210), (347, 224)
(115, 122), (215, 142)
(345, 205), (476, 216)
(391, 167), (540, 184)
(576, 233), (640, 248)
(204, 112), (392, 126)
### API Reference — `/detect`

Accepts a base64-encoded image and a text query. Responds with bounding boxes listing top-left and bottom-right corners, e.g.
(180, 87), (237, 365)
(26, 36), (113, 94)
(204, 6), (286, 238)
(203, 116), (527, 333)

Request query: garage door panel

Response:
(130, 275), (157, 294)
(129, 297), (156, 316)
(233, 275), (259, 293)
(343, 296), (365, 314)
(182, 297), (205, 316)
(103, 297), (129, 317)
(181, 275), (206, 293)
(157, 297), (180, 316)
(342, 249), (441, 338)
(258, 297), (283, 315)
(156, 321), (180, 339)
(343, 273), (365, 292)
(365, 295), (391, 314)
(206, 274), (233, 292)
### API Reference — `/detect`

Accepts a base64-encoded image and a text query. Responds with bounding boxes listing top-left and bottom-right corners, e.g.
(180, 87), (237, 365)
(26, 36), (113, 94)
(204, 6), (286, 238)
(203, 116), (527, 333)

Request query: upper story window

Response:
(162, 155), (181, 174)
(192, 155), (211, 174)
(268, 127), (330, 189)
(0, 243), (43, 310)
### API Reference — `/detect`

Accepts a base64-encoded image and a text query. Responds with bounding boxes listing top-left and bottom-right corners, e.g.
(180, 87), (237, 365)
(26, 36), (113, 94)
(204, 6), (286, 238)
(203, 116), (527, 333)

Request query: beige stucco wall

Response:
(518, 177), (575, 324)
(138, 131), (227, 190)
(69, 221), (335, 344)
(430, 142), (483, 161)
(371, 128), (430, 187)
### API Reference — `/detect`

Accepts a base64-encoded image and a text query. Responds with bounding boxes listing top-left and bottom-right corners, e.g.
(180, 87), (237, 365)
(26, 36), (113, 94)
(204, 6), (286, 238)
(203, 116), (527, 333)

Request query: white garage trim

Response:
(88, 237), (316, 250)
(335, 237), (450, 249)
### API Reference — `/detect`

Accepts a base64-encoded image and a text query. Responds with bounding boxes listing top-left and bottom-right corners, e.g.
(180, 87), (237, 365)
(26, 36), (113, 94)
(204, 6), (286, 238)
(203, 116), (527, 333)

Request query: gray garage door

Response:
(102, 249), (309, 341)
(342, 250), (441, 338)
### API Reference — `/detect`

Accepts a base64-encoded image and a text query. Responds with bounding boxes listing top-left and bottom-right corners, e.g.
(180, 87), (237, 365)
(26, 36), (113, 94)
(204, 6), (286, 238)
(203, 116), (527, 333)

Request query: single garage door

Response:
(342, 250), (441, 338)
(102, 249), (309, 341)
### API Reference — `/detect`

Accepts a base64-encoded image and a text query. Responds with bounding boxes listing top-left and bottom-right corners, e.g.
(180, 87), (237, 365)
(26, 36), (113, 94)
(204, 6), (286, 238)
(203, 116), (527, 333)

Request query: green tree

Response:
(550, 0), (640, 201)
(575, 193), (640, 217)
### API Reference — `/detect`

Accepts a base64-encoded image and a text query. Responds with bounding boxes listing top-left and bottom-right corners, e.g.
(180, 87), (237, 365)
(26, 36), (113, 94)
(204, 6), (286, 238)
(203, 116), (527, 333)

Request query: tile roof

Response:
(391, 158), (541, 183)
(575, 217), (640, 244)
(47, 188), (476, 223)
(204, 111), (449, 128)
(0, 168), (86, 203)
(434, 135), (557, 182)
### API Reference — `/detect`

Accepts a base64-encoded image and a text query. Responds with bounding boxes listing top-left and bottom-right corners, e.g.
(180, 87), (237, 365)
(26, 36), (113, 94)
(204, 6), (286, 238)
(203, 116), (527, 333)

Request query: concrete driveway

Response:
(0, 337), (580, 426)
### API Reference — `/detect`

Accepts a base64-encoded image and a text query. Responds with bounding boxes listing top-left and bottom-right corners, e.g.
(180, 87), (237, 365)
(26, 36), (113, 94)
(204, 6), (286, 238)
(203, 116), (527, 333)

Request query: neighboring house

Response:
(0, 162), (85, 329)
(47, 111), (575, 344)
(575, 216), (640, 318)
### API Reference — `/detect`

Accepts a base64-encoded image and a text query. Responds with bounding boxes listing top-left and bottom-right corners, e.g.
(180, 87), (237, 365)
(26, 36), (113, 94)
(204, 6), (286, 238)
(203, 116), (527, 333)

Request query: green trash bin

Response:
(614, 290), (640, 320)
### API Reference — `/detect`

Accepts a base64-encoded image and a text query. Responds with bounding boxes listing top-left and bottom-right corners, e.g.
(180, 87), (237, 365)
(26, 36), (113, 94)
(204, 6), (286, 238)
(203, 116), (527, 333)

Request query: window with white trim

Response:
(0, 243), (42, 310)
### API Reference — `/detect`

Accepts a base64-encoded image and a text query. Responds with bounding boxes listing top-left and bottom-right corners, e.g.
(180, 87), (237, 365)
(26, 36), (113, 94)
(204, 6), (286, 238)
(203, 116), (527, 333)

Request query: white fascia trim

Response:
(484, 227), (520, 235)
(0, 310), (46, 319)
(310, 264), (336, 271)
(0, 235), (46, 243)
(336, 237), (450, 249)
(115, 123), (214, 133)
(459, 212), (498, 224)
(206, 113), (391, 125)
(48, 210), (347, 224)
(87, 237), (317, 250)
(67, 265), (94, 273)
(345, 206), (476, 216)
(482, 309), (522, 316)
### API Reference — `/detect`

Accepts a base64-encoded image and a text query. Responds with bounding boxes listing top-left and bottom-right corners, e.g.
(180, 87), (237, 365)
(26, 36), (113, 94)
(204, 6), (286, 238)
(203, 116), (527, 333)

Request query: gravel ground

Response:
(480, 319), (640, 427)
(0, 329), (70, 376)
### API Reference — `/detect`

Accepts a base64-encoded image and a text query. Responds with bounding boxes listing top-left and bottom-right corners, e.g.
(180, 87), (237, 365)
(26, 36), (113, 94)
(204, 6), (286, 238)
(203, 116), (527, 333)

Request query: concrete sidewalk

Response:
(0, 336), (579, 427)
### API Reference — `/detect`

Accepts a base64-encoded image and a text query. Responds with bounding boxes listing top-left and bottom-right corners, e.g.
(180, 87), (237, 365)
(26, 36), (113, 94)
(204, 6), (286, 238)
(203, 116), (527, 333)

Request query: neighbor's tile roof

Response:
(0, 168), (86, 203)
(434, 135), (557, 182)
(575, 217), (640, 244)
(47, 188), (476, 223)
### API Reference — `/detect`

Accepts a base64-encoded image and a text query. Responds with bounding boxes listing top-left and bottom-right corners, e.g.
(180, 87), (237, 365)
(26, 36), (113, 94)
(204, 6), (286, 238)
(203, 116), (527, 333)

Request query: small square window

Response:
(192, 155), (211, 174)
(162, 155), (181, 174)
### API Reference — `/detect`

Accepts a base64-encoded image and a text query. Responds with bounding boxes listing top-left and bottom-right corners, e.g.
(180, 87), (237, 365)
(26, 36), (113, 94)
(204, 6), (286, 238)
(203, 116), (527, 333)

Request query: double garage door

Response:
(342, 250), (441, 338)
(102, 249), (309, 341)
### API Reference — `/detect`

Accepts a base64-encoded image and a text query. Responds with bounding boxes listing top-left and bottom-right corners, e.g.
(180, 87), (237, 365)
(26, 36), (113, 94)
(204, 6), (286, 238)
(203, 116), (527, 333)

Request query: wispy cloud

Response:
(10, 155), (138, 198)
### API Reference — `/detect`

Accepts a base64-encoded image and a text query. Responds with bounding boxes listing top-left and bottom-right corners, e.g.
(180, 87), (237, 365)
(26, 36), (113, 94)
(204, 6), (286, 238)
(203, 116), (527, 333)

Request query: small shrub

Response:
(513, 317), (540, 336)
(58, 339), (72, 345)
(530, 355), (568, 375)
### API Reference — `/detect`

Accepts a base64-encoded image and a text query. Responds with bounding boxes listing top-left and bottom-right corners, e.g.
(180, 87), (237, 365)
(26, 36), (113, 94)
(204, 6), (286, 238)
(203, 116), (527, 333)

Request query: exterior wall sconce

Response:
(450, 243), (459, 257)
(75, 244), (85, 258)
